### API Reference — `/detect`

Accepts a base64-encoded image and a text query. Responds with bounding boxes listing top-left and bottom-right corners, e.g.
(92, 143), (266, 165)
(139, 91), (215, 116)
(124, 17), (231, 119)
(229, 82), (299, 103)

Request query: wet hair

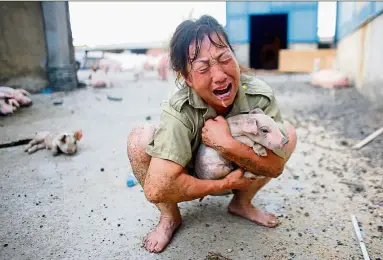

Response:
(169, 15), (234, 84)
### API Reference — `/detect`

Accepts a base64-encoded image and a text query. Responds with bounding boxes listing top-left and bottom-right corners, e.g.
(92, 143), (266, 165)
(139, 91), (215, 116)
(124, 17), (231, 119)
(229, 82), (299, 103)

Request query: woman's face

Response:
(185, 33), (241, 114)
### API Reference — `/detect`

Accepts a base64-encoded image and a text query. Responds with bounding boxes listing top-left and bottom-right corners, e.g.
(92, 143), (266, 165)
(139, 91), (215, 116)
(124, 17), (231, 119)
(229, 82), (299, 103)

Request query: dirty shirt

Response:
(146, 73), (289, 173)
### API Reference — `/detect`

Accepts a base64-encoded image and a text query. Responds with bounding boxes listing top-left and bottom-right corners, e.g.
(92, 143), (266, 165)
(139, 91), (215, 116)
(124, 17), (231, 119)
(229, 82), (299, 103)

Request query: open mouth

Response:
(213, 83), (232, 100)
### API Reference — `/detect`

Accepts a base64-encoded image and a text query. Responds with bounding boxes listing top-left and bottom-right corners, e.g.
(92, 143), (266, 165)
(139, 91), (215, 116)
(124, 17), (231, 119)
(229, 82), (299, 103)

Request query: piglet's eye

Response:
(261, 128), (269, 134)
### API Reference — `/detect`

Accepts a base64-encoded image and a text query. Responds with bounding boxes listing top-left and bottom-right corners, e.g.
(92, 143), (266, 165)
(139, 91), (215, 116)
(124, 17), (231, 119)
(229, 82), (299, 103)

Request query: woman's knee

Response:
(284, 121), (297, 161)
(285, 121), (297, 142)
(127, 125), (156, 159)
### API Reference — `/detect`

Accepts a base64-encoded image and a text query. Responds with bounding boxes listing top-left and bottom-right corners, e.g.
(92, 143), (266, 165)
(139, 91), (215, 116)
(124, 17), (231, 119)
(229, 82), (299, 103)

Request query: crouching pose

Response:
(127, 15), (297, 253)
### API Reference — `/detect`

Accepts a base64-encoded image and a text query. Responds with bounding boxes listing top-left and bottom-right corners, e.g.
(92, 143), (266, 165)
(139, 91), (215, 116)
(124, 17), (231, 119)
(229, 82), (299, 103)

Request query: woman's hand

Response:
(223, 168), (252, 190)
(202, 116), (233, 150)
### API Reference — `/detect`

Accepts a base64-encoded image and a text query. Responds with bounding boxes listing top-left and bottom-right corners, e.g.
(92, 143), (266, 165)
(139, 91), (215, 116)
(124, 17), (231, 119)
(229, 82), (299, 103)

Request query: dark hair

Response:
(169, 15), (234, 83)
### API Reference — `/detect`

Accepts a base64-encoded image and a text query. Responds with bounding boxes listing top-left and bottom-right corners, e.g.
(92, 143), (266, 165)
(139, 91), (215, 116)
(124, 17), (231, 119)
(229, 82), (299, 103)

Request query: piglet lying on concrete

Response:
(0, 86), (32, 107)
(24, 130), (83, 156)
(0, 92), (19, 115)
(194, 108), (288, 182)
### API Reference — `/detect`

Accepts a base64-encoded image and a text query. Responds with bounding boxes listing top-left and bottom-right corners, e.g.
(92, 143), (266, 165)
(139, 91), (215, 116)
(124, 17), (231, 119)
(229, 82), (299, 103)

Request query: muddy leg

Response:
(127, 125), (182, 253)
(228, 121), (297, 227)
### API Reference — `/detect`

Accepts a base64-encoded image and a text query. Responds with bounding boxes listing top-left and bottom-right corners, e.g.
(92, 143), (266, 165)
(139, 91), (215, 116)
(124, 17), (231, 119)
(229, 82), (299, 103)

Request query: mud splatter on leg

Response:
(127, 125), (182, 253)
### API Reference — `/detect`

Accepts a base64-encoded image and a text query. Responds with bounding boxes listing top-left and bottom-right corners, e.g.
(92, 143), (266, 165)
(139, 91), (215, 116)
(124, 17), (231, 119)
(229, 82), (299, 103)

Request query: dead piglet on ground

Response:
(24, 130), (83, 155)
(0, 86), (32, 107)
(89, 69), (114, 88)
(195, 108), (288, 182)
(0, 93), (20, 115)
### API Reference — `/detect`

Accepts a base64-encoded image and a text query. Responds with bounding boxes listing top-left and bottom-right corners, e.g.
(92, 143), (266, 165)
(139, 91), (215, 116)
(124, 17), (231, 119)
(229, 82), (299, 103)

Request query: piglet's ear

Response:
(74, 130), (83, 141)
(60, 134), (67, 143)
(249, 108), (265, 115)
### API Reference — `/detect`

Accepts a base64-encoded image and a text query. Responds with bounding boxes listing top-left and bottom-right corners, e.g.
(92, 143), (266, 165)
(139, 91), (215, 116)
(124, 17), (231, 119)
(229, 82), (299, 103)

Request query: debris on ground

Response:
(40, 88), (52, 94)
(126, 173), (138, 187)
(53, 99), (63, 105)
(107, 95), (123, 101)
(339, 181), (365, 193)
(351, 215), (371, 260)
(340, 140), (349, 146)
(352, 127), (383, 150)
(205, 252), (231, 260)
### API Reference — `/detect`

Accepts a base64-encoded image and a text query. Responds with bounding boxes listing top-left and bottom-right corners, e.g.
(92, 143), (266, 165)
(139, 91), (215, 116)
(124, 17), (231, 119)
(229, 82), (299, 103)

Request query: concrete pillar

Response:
(41, 1), (78, 92)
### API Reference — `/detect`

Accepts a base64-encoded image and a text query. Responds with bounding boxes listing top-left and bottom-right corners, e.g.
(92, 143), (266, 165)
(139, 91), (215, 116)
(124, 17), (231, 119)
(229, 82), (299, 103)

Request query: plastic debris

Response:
(107, 95), (123, 101)
(53, 99), (63, 105)
(351, 215), (370, 260)
(352, 126), (383, 150)
(40, 88), (52, 94)
(126, 173), (138, 187)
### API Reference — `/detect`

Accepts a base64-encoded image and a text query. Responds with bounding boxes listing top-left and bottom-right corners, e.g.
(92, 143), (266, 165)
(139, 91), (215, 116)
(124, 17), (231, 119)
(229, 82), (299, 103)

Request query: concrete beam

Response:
(41, 1), (78, 91)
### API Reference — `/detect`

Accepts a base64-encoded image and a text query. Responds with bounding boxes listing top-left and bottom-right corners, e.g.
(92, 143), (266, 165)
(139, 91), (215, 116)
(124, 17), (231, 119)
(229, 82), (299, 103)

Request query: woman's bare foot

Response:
(142, 216), (182, 253)
(228, 199), (279, 227)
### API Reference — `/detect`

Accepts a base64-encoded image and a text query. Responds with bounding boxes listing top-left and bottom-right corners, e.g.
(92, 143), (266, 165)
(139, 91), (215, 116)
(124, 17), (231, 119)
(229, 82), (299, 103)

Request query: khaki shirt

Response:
(146, 73), (288, 171)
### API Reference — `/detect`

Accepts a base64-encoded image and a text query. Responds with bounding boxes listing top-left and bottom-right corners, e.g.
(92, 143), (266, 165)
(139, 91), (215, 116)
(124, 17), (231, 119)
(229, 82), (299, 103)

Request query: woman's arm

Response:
(144, 157), (251, 204)
(201, 116), (286, 178)
(217, 136), (285, 178)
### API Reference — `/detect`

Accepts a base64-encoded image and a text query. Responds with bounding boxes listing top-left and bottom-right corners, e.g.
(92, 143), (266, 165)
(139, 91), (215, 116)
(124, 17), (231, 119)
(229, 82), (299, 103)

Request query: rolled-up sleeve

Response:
(146, 107), (193, 167)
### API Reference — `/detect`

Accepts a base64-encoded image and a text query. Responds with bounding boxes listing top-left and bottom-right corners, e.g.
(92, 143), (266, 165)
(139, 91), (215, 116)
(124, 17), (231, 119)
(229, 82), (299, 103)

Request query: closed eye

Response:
(192, 61), (210, 73)
(218, 52), (233, 64)
(219, 54), (232, 63)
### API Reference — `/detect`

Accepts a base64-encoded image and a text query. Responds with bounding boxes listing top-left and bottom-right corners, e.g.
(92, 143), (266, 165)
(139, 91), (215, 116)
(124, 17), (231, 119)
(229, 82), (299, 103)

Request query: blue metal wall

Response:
(336, 2), (383, 42)
(225, 2), (318, 44)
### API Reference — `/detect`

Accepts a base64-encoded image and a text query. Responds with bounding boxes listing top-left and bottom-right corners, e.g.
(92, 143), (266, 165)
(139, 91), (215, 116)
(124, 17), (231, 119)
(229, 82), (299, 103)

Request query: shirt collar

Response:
(187, 86), (208, 109)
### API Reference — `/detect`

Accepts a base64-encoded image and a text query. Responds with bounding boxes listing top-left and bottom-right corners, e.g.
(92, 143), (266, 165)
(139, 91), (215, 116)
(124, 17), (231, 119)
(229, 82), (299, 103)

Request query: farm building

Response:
(225, 1), (319, 70)
(335, 2), (383, 103)
(0, 1), (78, 93)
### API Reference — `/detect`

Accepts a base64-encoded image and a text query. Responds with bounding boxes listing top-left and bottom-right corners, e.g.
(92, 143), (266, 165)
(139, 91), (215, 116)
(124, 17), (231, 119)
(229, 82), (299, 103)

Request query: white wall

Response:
(336, 13), (383, 105)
